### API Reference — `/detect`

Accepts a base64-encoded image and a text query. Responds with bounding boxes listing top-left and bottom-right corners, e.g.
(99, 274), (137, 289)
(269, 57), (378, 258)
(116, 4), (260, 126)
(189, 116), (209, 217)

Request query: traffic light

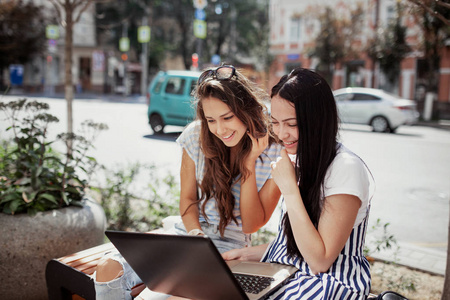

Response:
(192, 53), (198, 69)
(121, 53), (128, 61)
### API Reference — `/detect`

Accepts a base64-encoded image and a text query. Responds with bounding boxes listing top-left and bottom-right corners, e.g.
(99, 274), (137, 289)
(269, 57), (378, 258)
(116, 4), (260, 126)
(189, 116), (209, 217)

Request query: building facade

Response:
(268, 0), (450, 118)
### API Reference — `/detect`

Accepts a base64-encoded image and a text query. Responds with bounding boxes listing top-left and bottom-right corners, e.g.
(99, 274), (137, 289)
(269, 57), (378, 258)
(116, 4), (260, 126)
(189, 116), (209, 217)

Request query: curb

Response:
(414, 120), (450, 131)
(367, 238), (446, 276)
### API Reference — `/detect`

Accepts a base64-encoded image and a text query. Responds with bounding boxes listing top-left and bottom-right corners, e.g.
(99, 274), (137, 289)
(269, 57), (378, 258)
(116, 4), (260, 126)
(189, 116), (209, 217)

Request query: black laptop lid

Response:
(105, 230), (248, 300)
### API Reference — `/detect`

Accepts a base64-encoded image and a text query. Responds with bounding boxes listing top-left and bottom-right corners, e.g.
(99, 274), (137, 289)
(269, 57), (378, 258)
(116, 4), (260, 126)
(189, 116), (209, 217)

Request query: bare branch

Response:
(48, 0), (63, 23)
(73, 0), (94, 24)
(436, 0), (450, 10)
(407, 0), (450, 26)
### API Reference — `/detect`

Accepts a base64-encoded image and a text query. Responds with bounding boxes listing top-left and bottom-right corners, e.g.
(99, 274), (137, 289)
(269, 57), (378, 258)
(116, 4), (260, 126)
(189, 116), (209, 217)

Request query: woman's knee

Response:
(95, 257), (124, 282)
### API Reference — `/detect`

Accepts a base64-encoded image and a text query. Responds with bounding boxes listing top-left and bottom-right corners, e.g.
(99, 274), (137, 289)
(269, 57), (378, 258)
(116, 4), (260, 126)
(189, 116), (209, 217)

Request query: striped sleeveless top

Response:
(262, 205), (371, 300)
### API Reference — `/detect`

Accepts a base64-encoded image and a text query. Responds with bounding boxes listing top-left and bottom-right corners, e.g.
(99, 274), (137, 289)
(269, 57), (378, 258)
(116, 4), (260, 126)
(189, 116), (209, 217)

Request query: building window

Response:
(386, 5), (396, 24)
(290, 18), (301, 42)
(285, 62), (301, 74)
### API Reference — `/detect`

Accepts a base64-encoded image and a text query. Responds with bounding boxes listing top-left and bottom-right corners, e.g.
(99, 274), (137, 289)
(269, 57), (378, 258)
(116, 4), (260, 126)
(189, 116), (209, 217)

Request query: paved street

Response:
(1, 95), (449, 274)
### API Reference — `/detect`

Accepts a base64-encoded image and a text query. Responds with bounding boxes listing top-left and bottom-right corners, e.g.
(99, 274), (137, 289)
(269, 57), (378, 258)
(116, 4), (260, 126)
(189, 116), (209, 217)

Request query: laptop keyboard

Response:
(234, 274), (275, 294)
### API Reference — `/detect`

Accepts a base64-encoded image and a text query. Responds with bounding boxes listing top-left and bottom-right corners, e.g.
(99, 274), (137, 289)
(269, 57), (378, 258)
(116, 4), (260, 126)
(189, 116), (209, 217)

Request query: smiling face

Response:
(202, 96), (248, 147)
(270, 95), (299, 155)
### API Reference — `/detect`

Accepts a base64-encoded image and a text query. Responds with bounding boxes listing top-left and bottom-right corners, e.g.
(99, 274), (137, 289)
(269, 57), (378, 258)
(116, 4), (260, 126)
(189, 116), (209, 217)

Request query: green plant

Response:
(0, 99), (107, 215)
(365, 218), (417, 293)
(252, 228), (276, 246)
(91, 162), (179, 232)
(364, 218), (398, 257)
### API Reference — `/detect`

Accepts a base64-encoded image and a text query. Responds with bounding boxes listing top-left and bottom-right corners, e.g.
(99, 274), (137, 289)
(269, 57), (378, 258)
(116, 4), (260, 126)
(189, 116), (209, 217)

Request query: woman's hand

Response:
(270, 149), (298, 196)
(245, 131), (269, 167)
(222, 244), (269, 261)
(222, 248), (249, 261)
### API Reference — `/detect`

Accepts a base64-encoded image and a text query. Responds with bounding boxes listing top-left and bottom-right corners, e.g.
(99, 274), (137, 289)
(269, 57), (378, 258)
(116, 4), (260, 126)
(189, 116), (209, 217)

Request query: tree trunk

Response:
(442, 205), (450, 300)
(64, 2), (74, 152)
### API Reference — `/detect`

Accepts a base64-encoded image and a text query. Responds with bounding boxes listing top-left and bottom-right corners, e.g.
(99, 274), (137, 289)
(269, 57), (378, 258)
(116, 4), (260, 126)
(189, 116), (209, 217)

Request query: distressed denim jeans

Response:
(93, 219), (250, 300)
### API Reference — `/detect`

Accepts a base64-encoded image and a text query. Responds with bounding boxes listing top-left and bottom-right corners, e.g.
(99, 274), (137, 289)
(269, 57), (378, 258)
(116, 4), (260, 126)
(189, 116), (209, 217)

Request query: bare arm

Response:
(222, 243), (269, 262)
(240, 133), (281, 233)
(179, 149), (203, 234)
(271, 149), (360, 274)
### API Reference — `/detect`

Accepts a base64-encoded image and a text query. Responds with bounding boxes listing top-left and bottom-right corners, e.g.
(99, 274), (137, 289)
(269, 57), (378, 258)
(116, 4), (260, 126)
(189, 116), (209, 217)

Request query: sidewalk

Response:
(5, 90), (147, 104)
(6, 90), (450, 131)
(367, 237), (447, 276)
(415, 119), (450, 131)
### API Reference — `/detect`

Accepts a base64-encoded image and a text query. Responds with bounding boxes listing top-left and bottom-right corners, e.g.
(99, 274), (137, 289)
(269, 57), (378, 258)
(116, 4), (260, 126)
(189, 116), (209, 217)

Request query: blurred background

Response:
(0, 0), (449, 120)
(1, 0), (449, 291)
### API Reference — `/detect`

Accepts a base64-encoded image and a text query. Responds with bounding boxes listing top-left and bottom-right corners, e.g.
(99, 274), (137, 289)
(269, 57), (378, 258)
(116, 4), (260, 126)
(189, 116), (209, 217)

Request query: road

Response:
(1, 95), (449, 255)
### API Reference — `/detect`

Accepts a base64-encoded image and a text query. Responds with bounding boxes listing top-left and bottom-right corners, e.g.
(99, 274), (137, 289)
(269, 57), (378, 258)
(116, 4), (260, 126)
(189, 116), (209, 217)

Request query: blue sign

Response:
(9, 64), (24, 85)
(211, 54), (221, 65)
(287, 54), (300, 60)
(195, 9), (206, 20)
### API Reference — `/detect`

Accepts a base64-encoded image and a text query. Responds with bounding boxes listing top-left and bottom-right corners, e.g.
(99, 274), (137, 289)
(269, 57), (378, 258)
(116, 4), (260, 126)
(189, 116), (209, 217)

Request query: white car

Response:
(333, 87), (419, 133)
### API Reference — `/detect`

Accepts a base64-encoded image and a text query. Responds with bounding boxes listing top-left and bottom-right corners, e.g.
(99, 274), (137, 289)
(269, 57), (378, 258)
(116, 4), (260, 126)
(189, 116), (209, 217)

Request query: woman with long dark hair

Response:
(223, 67), (373, 299)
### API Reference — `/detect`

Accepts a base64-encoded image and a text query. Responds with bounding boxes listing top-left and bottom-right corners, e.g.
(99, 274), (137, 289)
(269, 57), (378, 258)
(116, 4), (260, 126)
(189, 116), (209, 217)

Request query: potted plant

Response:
(0, 99), (108, 300)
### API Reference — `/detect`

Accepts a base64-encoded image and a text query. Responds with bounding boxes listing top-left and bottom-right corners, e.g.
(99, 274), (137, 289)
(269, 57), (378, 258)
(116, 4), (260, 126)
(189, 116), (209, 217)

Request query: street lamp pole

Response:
(140, 17), (148, 96)
(140, 6), (151, 96)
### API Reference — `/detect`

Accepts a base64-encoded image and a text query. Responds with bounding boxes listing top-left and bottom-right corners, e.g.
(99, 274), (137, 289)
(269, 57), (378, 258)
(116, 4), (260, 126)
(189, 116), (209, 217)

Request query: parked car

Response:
(333, 87), (419, 133)
(147, 70), (201, 133)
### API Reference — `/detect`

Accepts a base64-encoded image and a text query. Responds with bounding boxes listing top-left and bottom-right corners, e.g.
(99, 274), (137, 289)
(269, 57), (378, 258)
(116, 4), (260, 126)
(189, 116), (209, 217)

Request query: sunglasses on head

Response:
(198, 65), (237, 84)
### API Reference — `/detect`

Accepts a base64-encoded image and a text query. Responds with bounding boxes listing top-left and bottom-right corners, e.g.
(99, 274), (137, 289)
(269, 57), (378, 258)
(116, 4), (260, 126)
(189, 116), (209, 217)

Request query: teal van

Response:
(147, 70), (201, 133)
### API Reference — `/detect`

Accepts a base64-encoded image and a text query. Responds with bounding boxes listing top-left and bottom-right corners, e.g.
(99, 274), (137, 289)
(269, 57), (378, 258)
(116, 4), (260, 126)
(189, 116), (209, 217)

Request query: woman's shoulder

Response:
(335, 144), (365, 167)
(263, 141), (283, 157)
(177, 120), (201, 144)
(328, 144), (370, 178)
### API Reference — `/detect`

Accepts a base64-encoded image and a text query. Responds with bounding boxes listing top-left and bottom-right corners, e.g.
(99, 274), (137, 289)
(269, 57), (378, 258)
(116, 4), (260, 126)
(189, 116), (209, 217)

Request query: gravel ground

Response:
(370, 260), (445, 299)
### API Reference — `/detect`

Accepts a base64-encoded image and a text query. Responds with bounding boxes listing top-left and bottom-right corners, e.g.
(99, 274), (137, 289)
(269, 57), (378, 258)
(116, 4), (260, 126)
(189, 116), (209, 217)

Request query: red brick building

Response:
(268, 0), (450, 118)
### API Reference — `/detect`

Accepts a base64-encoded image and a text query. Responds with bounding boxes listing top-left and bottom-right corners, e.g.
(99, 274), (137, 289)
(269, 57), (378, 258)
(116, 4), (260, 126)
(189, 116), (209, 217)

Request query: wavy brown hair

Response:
(190, 67), (277, 235)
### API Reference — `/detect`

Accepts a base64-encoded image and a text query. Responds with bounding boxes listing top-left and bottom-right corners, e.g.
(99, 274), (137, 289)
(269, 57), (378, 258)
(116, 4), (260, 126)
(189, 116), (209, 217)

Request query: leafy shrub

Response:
(91, 162), (179, 232)
(0, 99), (107, 215)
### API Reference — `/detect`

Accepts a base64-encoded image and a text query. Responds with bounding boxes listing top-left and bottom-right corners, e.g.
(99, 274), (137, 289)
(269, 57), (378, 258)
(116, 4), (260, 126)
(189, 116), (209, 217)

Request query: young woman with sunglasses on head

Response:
(176, 65), (282, 248)
(94, 65), (283, 300)
(222, 67), (373, 299)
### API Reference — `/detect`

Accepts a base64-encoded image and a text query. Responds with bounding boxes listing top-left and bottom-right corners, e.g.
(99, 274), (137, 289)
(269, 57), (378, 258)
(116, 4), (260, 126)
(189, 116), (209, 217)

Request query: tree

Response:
(94, 0), (271, 72)
(445, 203), (450, 300)
(307, 3), (364, 84)
(404, 4), (450, 298)
(202, 0), (271, 69)
(367, 2), (411, 90)
(48, 0), (95, 149)
(405, 0), (450, 94)
(0, 0), (47, 89)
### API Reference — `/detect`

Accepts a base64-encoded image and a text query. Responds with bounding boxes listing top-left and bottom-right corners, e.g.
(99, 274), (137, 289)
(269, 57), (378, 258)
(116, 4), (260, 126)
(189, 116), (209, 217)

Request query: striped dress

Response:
(262, 146), (372, 300)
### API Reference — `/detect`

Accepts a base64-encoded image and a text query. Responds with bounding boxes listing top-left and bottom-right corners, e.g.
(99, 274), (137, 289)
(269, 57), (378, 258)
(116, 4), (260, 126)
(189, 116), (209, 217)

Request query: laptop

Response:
(105, 230), (298, 300)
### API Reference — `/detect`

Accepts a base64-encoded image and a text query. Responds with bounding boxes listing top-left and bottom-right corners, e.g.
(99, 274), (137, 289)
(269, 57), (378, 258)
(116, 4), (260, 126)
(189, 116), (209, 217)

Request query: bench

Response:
(46, 234), (381, 300)
(46, 241), (147, 300)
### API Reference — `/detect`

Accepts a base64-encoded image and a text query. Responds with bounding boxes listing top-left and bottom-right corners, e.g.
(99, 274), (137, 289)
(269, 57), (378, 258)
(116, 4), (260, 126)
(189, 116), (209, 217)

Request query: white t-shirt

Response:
(323, 144), (372, 226)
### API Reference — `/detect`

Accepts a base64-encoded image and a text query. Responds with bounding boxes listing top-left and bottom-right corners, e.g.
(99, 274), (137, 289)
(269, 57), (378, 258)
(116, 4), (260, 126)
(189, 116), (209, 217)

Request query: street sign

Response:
(195, 9), (206, 21)
(119, 37), (130, 52)
(211, 54), (220, 65)
(138, 26), (151, 43)
(193, 20), (207, 39)
(46, 25), (59, 39)
(92, 51), (105, 71)
(9, 65), (24, 85)
(48, 39), (57, 53)
(193, 0), (207, 10)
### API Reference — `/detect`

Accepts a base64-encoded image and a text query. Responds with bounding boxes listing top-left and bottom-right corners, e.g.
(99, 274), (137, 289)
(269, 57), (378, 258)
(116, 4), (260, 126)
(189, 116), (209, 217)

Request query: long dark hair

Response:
(192, 68), (276, 235)
(271, 68), (339, 258)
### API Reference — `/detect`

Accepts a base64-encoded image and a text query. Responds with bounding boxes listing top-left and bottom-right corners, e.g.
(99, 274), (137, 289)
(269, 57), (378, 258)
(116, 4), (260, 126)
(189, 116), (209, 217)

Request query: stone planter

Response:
(0, 197), (107, 300)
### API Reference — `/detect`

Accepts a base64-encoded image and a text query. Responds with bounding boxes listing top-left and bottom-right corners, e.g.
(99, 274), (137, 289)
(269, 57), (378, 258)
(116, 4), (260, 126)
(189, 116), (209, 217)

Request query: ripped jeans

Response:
(93, 221), (251, 300)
